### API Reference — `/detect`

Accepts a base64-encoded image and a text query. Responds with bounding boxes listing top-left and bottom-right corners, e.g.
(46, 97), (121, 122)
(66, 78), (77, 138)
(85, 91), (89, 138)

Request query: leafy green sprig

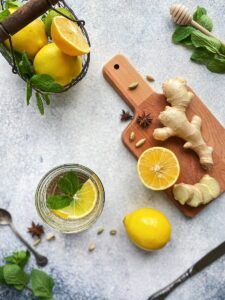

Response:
(0, 250), (55, 299)
(172, 6), (225, 73)
(47, 171), (82, 210)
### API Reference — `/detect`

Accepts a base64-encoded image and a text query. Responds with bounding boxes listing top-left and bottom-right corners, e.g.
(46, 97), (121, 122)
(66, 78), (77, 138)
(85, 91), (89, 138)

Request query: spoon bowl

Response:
(0, 209), (12, 225)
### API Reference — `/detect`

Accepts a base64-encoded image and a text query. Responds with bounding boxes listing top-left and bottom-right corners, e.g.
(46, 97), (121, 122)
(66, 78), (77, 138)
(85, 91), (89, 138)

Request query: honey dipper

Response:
(170, 4), (223, 42)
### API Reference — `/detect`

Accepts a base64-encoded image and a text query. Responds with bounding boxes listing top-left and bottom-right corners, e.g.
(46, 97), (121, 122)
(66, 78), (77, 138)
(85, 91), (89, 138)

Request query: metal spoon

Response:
(0, 209), (48, 267)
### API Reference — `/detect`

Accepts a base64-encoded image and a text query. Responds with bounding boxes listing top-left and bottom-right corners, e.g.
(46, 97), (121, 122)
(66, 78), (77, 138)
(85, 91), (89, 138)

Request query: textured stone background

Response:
(0, 0), (225, 299)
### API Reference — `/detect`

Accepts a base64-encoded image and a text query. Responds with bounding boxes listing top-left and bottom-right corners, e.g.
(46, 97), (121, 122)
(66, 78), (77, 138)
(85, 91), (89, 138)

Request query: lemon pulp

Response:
(53, 179), (97, 219)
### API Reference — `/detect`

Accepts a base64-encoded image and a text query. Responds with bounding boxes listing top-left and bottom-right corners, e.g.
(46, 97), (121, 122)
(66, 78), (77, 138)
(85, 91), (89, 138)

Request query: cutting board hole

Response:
(114, 64), (120, 70)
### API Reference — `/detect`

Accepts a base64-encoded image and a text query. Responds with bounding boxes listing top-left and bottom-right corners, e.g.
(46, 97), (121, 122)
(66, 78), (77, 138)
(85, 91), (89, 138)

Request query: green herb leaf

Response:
(18, 52), (34, 78)
(191, 31), (221, 53)
(193, 6), (207, 21)
(26, 81), (32, 106)
(58, 172), (80, 196)
(5, 251), (30, 269)
(5, 0), (22, 9)
(180, 37), (194, 48)
(0, 266), (6, 284)
(36, 93), (44, 115)
(219, 44), (225, 55)
(207, 57), (225, 73)
(42, 94), (50, 106)
(3, 264), (29, 291)
(0, 9), (10, 22)
(191, 48), (215, 64)
(172, 26), (195, 43)
(31, 269), (54, 300)
(47, 195), (72, 209)
(30, 74), (62, 93)
(197, 14), (213, 32)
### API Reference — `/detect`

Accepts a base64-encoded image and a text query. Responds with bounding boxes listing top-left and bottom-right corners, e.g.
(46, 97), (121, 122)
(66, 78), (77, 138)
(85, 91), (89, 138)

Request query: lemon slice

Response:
(53, 179), (97, 219)
(137, 147), (180, 190)
(51, 16), (90, 56)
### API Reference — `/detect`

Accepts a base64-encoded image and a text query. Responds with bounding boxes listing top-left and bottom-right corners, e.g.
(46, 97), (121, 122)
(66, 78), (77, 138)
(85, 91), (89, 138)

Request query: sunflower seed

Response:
(135, 138), (146, 148)
(128, 82), (139, 90)
(97, 228), (104, 235)
(146, 75), (155, 82)
(110, 229), (117, 236)
(88, 243), (96, 252)
(129, 131), (135, 142)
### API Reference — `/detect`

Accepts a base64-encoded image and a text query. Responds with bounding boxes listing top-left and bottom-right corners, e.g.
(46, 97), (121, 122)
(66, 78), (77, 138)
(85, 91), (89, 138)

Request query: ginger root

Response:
(173, 175), (220, 207)
(153, 77), (213, 170)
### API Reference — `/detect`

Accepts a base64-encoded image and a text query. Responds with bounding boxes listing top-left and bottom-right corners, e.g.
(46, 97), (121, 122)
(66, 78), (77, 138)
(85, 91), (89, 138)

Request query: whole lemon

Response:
(123, 208), (171, 251)
(33, 43), (82, 86)
(5, 18), (48, 59)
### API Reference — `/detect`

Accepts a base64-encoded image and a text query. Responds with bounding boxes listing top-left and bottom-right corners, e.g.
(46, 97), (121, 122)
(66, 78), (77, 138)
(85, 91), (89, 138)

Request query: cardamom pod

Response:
(129, 131), (135, 142)
(146, 75), (155, 82)
(46, 233), (55, 241)
(88, 243), (96, 252)
(97, 228), (104, 235)
(135, 138), (146, 148)
(110, 229), (117, 236)
(33, 239), (41, 247)
(128, 82), (139, 90)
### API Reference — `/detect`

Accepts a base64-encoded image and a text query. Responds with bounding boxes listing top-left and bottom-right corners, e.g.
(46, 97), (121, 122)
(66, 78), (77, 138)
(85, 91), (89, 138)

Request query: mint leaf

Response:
(18, 52), (34, 78)
(31, 74), (62, 93)
(191, 48), (215, 64)
(3, 264), (29, 291)
(197, 15), (213, 32)
(26, 81), (32, 105)
(31, 269), (54, 300)
(219, 44), (225, 55)
(42, 94), (50, 106)
(47, 195), (71, 209)
(36, 93), (44, 115)
(172, 26), (195, 43)
(191, 31), (221, 53)
(0, 9), (10, 22)
(5, 0), (22, 9)
(180, 37), (193, 48)
(0, 266), (6, 284)
(58, 172), (80, 196)
(193, 6), (207, 21)
(5, 251), (30, 269)
(207, 57), (225, 73)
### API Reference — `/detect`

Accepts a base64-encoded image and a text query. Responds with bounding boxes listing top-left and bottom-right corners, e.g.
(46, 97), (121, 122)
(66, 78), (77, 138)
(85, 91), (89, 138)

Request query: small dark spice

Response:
(121, 110), (133, 121)
(136, 111), (152, 128)
(28, 222), (44, 238)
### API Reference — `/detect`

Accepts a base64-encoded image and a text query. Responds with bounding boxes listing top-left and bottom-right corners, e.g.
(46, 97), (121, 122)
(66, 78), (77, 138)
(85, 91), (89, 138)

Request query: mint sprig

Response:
(171, 6), (225, 73)
(0, 250), (55, 299)
(47, 171), (82, 210)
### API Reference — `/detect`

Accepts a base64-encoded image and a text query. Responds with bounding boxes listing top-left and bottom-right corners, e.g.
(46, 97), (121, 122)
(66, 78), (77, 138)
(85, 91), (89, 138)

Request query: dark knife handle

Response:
(148, 268), (193, 300)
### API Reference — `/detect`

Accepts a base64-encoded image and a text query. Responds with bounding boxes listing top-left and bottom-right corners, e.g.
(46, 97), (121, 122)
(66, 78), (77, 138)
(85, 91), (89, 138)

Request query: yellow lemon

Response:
(5, 17), (48, 59)
(33, 43), (82, 86)
(53, 179), (97, 219)
(123, 208), (171, 251)
(137, 147), (180, 191)
(51, 16), (90, 56)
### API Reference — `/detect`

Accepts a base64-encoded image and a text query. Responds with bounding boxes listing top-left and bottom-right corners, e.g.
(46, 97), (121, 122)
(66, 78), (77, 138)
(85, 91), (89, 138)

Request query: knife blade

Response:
(148, 241), (225, 300)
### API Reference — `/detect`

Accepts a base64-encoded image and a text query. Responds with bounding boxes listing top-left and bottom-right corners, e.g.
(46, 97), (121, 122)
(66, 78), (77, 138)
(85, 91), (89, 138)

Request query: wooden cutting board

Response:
(103, 54), (225, 217)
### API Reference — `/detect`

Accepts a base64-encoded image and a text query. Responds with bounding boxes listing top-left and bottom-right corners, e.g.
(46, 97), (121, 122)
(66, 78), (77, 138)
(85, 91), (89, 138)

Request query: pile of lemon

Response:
(6, 8), (90, 86)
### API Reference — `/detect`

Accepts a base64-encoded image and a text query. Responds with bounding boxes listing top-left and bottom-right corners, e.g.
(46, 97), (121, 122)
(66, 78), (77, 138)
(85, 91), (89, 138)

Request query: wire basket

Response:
(0, 0), (90, 112)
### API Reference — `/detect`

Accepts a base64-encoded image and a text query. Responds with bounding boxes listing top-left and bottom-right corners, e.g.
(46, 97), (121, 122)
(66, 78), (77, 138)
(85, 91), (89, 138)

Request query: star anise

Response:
(120, 110), (133, 121)
(136, 111), (152, 128)
(28, 222), (44, 238)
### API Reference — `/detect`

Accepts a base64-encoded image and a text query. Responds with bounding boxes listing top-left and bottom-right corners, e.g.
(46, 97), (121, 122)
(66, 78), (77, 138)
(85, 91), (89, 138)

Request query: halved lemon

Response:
(137, 147), (180, 190)
(53, 179), (97, 219)
(51, 16), (90, 56)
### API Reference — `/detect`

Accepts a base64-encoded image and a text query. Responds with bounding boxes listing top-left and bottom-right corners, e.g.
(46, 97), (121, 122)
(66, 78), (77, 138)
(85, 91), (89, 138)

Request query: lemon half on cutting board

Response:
(53, 179), (97, 219)
(137, 147), (180, 190)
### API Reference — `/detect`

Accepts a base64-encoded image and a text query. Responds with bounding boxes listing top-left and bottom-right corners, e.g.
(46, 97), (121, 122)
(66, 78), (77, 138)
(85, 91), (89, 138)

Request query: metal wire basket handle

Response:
(0, 0), (60, 43)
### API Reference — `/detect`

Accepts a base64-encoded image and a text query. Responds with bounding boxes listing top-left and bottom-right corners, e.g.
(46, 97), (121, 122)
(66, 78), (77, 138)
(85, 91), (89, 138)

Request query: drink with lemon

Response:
(35, 165), (104, 233)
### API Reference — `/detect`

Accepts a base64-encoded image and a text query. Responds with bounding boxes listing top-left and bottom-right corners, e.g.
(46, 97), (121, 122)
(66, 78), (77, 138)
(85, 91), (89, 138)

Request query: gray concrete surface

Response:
(0, 0), (225, 299)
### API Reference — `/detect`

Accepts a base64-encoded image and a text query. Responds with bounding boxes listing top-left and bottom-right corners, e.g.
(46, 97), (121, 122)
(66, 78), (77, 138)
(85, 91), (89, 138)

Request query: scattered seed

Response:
(146, 75), (155, 82)
(110, 229), (117, 236)
(46, 233), (55, 241)
(97, 228), (104, 235)
(128, 82), (139, 90)
(135, 138), (146, 148)
(33, 239), (41, 247)
(129, 131), (135, 142)
(88, 243), (96, 252)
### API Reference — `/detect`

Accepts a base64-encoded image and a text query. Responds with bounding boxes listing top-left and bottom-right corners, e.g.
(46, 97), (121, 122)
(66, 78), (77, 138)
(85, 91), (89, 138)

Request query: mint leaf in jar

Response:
(47, 195), (72, 210)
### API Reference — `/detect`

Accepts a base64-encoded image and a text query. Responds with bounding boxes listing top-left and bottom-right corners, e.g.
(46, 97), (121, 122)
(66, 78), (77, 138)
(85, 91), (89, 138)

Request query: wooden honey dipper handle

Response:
(0, 0), (59, 43)
(170, 4), (224, 44)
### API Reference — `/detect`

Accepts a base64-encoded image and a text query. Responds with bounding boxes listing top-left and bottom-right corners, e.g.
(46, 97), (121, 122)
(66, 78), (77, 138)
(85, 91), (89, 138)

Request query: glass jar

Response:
(35, 164), (105, 234)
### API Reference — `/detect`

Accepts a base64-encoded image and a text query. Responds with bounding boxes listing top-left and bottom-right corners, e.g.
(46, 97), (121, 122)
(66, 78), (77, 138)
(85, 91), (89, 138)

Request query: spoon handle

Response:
(9, 223), (48, 267)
